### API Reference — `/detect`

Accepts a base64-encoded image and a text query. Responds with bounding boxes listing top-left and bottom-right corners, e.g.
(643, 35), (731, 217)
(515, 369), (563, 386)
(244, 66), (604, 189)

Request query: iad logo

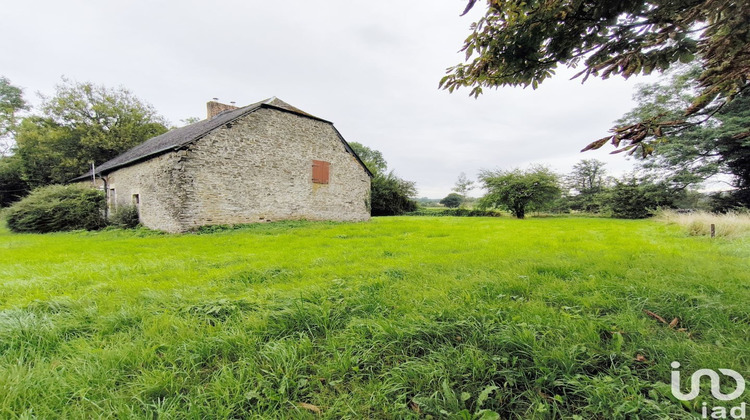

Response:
(671, 361), (746, 419)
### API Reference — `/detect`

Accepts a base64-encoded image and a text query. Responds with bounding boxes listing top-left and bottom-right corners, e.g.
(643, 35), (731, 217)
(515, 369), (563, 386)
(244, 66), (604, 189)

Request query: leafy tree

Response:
(565, 159), (609, 212)
(478, 165), (561, 218)
(0, 76), (28, 156)
(715, 96), (750, 208)
(601, 177), (679, 219)
(440, 193), (463, 208)
(568, 159), (607, 194)
(0, 155), (29, 207)
(349, 141), (388, 175)
(0, 77), (30, 205)
(349, 141), (417, 216)
(619, 66), (750, 207)
(451, 172), (475, 207)
(370, 171), (418, 216)
(442, 1), (750, 155)
(14, 78), (168, 186)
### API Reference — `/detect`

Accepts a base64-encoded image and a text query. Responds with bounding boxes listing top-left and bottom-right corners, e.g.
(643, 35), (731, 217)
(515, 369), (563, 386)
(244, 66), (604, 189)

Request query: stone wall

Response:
(104, 152), (188, 232)
(103, 107), (371, 232)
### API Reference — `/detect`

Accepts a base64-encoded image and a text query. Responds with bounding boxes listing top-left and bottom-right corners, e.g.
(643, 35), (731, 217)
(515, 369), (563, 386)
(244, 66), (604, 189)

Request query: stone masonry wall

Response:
(104, 152), (189, 232)
(103, 107), (371, 232)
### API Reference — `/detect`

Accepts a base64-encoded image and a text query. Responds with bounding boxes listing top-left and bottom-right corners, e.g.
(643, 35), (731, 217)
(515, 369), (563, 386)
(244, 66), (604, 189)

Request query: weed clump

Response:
(656, 209), (750, 238)
(110, 205), (140, 229)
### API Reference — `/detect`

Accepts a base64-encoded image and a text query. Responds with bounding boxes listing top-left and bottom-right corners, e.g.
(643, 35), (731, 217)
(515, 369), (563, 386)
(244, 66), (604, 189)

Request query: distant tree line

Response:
(3, 67), (746, 221)
(438, 65), (749, 219)
(437, 158), (733, 220)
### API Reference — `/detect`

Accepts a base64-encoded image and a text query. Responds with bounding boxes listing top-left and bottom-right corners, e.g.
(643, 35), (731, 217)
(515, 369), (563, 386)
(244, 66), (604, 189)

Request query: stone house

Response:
(73, 97), (372, 232)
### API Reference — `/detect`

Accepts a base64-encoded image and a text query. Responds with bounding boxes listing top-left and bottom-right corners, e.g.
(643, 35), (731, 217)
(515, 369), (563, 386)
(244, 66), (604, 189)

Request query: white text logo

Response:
(671, 361), (746, 419)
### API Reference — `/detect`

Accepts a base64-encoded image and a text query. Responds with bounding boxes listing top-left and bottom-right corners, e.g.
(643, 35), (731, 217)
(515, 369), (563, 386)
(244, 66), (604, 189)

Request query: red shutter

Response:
(312, 160), (330, 184)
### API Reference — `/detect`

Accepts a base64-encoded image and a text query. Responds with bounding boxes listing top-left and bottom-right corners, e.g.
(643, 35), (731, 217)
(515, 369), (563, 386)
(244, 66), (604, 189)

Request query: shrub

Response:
(5, 184), (106, 233)
(371, 171), (418, 216)
(601, 179), (677, 219)
(110, 205), (140, 229)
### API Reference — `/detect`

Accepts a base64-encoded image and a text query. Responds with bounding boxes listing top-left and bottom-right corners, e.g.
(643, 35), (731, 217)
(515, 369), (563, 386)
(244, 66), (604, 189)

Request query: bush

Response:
(601, 179), (678, 219)
(5, 184), (106, 233)
(371, 171), (418, 216)
(110, 205), (140, 228)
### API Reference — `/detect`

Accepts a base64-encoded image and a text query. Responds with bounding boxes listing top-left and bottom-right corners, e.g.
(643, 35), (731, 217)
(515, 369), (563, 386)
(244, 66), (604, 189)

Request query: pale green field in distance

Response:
(0, 217), (748, 418)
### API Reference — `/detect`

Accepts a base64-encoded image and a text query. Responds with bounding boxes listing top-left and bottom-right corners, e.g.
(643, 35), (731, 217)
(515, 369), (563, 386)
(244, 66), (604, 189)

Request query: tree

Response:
(619, 66), (750, 208)
(451, 172), (475, 207)
(441, 1), (750, 156)
(440, 193), (463, 208)
(0, 76), (28, 156)
(349, 141), (417, 215)
(568, 159), (607, 194)
(565, 159), (608, 212)
(14, 79), (168, 187)
(478, 165), (561, 218)
(349, 141), (388, 175)
(370, 171), (418, 216)
(601, 176), (679, 218)
(0, 77), (30, 205)
(0, 155), (28, 207)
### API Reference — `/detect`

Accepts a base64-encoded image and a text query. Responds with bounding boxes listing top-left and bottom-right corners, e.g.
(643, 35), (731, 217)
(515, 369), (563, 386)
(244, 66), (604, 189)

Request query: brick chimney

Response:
(207, 101), (239, 119)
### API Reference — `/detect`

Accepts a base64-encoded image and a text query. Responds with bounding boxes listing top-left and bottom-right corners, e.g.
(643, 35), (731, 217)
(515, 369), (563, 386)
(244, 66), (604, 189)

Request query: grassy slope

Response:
(0, 217), (748, 419)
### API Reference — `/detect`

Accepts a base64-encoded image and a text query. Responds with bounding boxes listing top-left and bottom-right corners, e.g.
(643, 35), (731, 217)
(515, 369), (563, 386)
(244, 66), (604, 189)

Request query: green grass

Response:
(0, 217), (748, 418)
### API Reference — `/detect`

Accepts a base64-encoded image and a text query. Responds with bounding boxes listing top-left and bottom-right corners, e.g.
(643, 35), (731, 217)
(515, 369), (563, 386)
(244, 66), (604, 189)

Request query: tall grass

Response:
(0, 217), (748, 418)
(656, 209), (750, 238)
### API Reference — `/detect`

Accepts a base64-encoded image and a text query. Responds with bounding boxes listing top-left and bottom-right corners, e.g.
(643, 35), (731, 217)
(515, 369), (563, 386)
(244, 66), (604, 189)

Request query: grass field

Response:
(0, 217), (748, 418)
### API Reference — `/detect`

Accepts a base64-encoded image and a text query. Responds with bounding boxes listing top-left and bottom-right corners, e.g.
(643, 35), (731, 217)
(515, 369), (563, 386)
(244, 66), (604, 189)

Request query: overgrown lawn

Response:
(0, 217), (748, 418)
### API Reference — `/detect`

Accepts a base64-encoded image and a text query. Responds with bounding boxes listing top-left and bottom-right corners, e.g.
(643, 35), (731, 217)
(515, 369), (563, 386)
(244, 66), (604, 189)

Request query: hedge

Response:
(5, 184), (106, 233)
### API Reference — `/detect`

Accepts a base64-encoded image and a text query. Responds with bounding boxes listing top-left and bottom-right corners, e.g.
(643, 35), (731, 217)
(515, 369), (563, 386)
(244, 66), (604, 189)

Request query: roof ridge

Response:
(70, 96), (371, 181)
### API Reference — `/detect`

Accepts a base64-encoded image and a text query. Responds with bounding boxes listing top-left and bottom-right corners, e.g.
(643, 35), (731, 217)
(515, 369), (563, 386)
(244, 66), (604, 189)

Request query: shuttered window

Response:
(312, 160), (330, 184)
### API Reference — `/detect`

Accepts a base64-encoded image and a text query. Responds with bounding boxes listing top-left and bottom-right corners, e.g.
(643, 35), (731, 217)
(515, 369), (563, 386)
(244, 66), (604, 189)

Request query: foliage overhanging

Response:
(442, 0), (750, 156)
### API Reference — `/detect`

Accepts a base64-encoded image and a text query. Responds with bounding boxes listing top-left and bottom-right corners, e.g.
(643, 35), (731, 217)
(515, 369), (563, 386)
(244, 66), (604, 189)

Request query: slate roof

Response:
(72, 97), (372, 181)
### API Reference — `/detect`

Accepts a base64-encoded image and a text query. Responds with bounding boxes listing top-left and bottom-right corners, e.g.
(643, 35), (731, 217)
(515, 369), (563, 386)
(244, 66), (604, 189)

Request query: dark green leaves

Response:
(14, 79), (168, 186)
(443, 0), (750, 155)
(478, 165), (561, 218)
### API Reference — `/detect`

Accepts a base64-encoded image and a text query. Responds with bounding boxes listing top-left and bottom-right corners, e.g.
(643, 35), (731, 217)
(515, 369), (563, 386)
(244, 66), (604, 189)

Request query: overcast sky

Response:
(1, 1), (660, 198)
